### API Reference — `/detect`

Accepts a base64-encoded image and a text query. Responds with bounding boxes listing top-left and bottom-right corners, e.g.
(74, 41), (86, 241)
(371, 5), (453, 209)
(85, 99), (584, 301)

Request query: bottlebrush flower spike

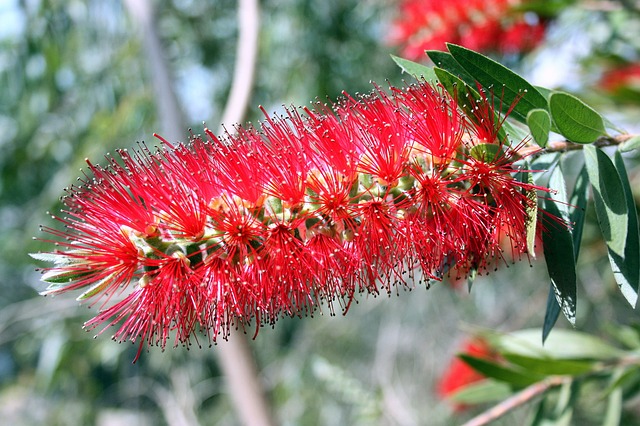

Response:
(33, 81), (552, 358)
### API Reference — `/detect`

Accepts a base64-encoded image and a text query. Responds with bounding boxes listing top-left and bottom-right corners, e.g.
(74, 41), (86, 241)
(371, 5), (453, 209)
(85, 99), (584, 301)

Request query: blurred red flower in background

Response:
(390, 0), (548, 60)
(437, 337), (495, 410)
(599, 62), (640, 99)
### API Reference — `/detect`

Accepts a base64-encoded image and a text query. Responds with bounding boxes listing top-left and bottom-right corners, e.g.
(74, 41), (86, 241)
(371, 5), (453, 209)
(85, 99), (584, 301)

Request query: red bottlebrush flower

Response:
(389, 0), (549, 60)
(33, 81), (553, 357)
(437, 337), (496, 410)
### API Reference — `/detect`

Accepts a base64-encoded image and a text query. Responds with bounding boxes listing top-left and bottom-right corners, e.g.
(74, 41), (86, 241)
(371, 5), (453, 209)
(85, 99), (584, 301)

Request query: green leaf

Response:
(469, 143), (505, 162)
(30, 252), (76, 265)
(458, 354), (542, 388)
(549, 92), (606, 143)
(619, 135), (640, 153)
(542, 165), (576, 325)
(568, 165), (590, 260)
(542, 165), (588, 344)
(425, 50), (476, 86)
(42, 268), (93, 285)
(29, 252), (62, 263)
(535, 86), (553, 101)
(603, 368), (624, 426)
(542, 285), (561, 344)
(493, 329), (623, 360)
(390, 55), (437, 82)
(584, 146), (638, 306)
(433, 66), (481, 112)
(532, 380), (579, 426)
(448, 380), (513, 405)
(604, 366), (640, 396)
(76, 273), (114, 301)
(434, 67), (510, 144)
(605, 324), (640, 350)
(527, 108), (551, 147)
(502, 353), (594, 376)
(609, 151), (640, 307)
(446, 43), (548, 123)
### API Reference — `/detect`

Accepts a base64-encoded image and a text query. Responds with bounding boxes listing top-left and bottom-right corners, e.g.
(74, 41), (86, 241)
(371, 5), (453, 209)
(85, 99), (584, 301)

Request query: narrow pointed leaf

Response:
(542, 284), (561, 344)
(584, 146), (637, 305)
(449, 380), (513, 405)
(434, 67), (510, 143)
(502, 353), (594, 376)
(609, 151), (639, 307)
(568, 165), (590, 260)
(493, 329), (623, 360)
(527, 108), (551, 147)
(426, 50), (476, 86)
(603, 368), (624, 426)
(391, 55), (437, 82)
(542, 166), (587, 343)
(42, 268), (93, 285)
(458, 354), (542, 388)
(77, 274), (115, 301)
(29, 252), (62, 263)
(446, 43), (548, 123)
(549, 92), (606, 143)
(542, 166), (576, 325)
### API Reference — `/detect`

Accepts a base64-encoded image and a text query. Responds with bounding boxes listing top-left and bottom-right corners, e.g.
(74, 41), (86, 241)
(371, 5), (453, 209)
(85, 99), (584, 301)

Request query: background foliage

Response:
(2, 0), (640, 424)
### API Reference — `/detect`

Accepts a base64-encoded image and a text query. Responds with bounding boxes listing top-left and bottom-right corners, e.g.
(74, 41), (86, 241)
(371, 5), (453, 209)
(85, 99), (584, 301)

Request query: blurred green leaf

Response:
(619, 135), (640, 153)
(390, 55), (437, 82)
(469, 143), (504, 163)
(531, 380), (578, 426)
(603, 368), (624, 426)
(549, 92), (606, 143)
(458, 354), (543, 388)
(542, 165), (577, 325)
(445, 43), (548, 123)
(527, 108), (551, 147)
(604, 365), (640, 397)
(585, 146), (638, 306)
(502, 353), (594, 376)
(449, 379), (513, 405)
(605, 324), (640, 350)
(494, 329), (623, 360)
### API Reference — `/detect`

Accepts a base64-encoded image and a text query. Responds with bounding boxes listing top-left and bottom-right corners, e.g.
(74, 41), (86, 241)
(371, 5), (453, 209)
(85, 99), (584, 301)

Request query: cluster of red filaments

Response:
(37, 82), (544, 355)
(390, 0), (548, 60)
